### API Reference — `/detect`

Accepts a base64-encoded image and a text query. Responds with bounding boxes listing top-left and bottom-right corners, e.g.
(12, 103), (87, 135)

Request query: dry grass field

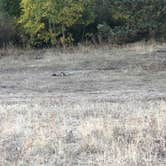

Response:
(0, 42), (166, 165)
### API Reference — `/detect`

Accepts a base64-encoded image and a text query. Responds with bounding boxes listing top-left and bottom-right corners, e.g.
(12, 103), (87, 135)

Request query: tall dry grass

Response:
(0, 100), (165, 165)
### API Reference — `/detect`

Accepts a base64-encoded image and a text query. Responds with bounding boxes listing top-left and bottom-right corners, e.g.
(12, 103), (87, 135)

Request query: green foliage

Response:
(95, 0), (166, 43)
(18, 0), (95, 47)
(97, 23), (112, 42)
(115, 0), (166, 36)
(0, 13), (16, 46)
(0, 0), (21, 46)
(0, 0), (21, 17)
(0, 0), (166, 47)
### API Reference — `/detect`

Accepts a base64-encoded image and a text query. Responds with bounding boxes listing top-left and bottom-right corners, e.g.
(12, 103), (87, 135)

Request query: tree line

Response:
(0, 0), (166, 47)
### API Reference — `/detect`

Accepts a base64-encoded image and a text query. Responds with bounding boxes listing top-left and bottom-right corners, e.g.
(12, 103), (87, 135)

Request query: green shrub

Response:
(0, 13), (16, 47)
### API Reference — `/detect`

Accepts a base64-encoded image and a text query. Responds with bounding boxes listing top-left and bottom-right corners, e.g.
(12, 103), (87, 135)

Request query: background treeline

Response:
(0, 0), (166, 47)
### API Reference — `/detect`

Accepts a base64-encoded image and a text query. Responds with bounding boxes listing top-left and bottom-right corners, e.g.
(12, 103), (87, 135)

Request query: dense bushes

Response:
(0, 0), (21, 46)
(94, 0), (166, 44)
(0, 0), (166, 47)
(0, 13), (15, 47)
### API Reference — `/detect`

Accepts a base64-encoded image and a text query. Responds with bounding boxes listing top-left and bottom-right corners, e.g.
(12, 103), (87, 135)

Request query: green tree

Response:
(95, 0), (166, 43)
(19, 0), (95, 47)
(113, 0), (166, 41)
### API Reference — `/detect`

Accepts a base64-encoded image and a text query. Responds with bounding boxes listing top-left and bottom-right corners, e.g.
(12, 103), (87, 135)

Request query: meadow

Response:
(0, 42), (166, 165)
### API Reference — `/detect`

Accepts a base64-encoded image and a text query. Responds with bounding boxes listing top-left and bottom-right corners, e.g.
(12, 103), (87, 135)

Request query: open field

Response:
(0, 43), (166, 165)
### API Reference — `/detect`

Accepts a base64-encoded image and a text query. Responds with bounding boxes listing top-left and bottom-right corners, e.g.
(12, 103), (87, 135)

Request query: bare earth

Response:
(0, 44), (166, 165)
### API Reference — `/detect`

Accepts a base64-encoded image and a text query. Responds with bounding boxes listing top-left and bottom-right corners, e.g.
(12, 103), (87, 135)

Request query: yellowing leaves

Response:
(18, 0), (95, 46)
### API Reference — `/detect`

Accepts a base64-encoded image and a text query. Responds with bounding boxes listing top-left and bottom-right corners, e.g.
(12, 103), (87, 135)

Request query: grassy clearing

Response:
(0, 42), (166, 165)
